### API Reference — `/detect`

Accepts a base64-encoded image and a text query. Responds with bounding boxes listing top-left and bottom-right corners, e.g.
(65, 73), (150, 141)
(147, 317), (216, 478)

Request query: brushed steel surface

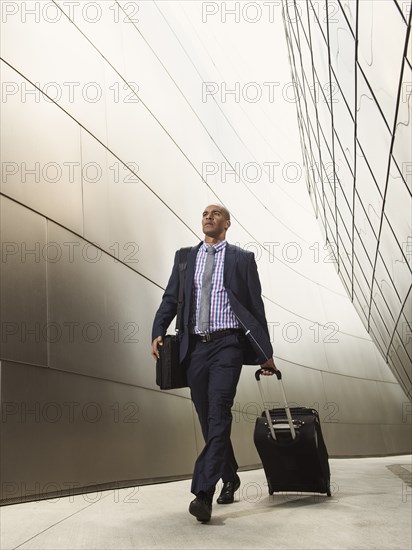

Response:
(0, 62), (83, 235)
(0, 197), (48, 366)
(0, 360), (197, 503)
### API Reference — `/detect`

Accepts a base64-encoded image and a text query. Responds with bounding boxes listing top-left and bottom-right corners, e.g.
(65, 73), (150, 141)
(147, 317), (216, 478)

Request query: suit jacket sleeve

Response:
(151, 250), (180, 341)
(246, 252), (271, 342)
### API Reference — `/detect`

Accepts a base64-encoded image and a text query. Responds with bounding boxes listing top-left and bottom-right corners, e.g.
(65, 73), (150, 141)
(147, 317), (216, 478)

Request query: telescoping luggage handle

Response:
(255, 368), (296, 441)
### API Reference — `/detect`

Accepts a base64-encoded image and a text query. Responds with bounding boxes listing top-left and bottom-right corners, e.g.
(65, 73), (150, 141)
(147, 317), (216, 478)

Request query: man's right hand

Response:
(260, 357), (280, 376)
(151, 336), (163, 360)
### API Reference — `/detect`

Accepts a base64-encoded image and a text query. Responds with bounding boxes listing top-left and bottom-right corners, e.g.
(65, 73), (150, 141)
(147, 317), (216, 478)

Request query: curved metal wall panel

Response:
(0, 1), (410, 503)
(0, 62), (83, 235)
(0, 360), (198, 504)
(0, 199), (48, 366)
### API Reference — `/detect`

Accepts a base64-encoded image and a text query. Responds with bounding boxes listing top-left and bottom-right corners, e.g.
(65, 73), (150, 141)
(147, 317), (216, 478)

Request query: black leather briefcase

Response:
(155, 247), (191, 390)
(156, 334), (187, 390)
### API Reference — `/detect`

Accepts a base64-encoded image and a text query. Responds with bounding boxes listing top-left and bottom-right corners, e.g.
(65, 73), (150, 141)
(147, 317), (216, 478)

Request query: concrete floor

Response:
(1, 456), (411, 550)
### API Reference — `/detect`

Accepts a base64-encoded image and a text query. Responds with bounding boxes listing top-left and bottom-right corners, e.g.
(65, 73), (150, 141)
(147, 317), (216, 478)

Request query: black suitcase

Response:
(253, 368), (331, 497)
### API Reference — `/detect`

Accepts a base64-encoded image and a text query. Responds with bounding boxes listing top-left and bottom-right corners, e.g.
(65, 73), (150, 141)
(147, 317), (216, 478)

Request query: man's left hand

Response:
(260, 357), (279, 376)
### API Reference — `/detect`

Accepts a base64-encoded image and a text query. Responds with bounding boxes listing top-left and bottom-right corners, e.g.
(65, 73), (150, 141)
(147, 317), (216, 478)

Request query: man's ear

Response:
(226, 220), (231, 229)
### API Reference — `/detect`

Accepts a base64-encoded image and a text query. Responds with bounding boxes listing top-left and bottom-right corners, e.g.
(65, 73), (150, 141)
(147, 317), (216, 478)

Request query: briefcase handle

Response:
(255, 368), (296, 441)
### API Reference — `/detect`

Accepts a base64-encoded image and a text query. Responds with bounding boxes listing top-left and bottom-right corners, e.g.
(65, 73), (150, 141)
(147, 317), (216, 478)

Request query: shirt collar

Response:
(202, 239), (227, 253)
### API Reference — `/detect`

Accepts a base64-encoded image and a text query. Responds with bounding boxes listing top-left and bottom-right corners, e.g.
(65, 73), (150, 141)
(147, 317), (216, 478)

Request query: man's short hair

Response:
(216, 204), (230, 221)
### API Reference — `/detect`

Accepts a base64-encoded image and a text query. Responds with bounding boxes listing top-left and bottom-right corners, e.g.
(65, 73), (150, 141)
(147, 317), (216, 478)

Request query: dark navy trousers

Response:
(185, 331), (244, 496)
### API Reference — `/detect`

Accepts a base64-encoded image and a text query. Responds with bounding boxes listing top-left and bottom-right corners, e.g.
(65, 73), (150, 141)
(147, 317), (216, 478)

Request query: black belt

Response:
(190, 329), (243, 342)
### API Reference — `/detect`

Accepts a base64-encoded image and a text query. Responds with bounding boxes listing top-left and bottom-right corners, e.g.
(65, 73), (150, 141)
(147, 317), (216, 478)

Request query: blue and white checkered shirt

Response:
(189, 240), (240, 334)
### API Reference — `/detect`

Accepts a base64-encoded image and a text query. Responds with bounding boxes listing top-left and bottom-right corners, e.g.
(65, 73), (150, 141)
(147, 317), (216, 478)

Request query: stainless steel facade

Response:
(282, 0), (411, 395)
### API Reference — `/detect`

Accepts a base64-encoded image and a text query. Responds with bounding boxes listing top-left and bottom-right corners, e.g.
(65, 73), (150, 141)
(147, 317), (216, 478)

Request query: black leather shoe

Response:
(189, 491), (213, 522)
(216, 474), (241, 504)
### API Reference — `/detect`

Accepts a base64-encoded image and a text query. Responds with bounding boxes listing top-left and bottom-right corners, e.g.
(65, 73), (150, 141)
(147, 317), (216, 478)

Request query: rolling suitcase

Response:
(253, 368), (331, 497)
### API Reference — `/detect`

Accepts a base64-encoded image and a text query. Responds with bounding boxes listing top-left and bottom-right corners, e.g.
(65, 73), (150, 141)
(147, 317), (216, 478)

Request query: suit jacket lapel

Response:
(224, 243), (237, 288)
(185, 241), (202, 284)
(184, 242), (202, 323)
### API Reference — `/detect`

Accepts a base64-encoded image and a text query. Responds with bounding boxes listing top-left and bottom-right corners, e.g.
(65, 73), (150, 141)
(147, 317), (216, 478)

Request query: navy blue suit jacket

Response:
(152, 242), (274, 365)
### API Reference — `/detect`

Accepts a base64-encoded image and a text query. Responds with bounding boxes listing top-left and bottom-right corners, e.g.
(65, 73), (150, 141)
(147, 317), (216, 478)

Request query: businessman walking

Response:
(151, 204), (277, 522)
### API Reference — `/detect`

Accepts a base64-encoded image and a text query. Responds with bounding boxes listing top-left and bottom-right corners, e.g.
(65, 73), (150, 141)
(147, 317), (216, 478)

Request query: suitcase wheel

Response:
(326, 480), (332, 497)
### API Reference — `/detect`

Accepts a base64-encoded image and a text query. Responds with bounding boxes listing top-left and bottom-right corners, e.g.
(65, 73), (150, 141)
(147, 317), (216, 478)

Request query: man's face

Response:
(202, 205), (229, 238)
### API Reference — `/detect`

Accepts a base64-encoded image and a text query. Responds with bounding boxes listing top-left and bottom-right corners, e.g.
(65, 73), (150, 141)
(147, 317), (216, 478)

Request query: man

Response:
(151, 204), (277, 523)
